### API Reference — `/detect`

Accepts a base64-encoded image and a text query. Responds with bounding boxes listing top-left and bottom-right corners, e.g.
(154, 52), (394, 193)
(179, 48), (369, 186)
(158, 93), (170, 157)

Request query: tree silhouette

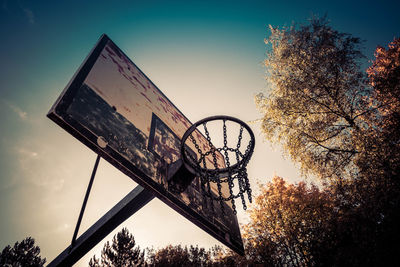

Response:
(146, 244), (213, 267)
(89, 227), (145, 267)
(0, 237), (46, 267)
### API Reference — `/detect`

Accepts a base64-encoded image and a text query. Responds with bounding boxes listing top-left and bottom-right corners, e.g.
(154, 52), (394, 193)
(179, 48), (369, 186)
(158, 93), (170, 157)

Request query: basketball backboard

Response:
(48, 34), (244, 254)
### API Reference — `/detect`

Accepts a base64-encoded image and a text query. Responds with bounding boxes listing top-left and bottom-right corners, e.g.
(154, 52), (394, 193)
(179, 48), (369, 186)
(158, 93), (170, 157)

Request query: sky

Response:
(0, 0), (399, 265)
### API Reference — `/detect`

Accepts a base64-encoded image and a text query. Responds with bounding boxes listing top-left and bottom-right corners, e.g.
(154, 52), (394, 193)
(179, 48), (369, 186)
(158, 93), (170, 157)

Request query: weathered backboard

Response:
(48, 34), (244, 254)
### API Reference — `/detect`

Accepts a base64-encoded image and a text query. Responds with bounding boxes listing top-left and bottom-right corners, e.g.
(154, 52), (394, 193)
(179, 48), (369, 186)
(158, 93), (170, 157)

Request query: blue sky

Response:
(1, 0), (399, 265)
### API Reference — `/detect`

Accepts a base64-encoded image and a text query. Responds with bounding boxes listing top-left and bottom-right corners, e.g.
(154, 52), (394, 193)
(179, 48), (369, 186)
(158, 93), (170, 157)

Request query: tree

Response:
(257, 16), (400, 265)
(242, 176), (337, 266)
(89, 230), (231, 266)
(256, 16), (370, 181)
(0, 237), (46, 267)
(146, 244), (212, 267)
(208, 246), (248, 267)
(325, 37), (400, 266)
(89, 227), (145, 267)
(367, 38), (400, 114)
(343, 37), (400, 266)
(361, 37), (400, 183)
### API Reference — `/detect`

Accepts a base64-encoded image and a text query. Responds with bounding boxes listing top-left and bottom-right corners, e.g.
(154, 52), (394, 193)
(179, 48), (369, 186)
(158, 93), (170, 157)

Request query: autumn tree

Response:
(242, 176), (337, 266)
(210, 246), (248, 267)
(0, 237), (46, 267)
(343, 37), (400, 266)
(319, 37), (400, 266)
(360, 37), (400, 182)
(256, 16), (400, 266)
(256, 16), (370, 180)
(367, 38), (400, 113)
(89, 227), (145, 267)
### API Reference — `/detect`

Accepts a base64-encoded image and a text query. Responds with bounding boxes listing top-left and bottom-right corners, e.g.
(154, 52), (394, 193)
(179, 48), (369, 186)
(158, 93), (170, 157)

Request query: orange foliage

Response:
(367, 38), (400, 116)
(243, 176), (335, 266)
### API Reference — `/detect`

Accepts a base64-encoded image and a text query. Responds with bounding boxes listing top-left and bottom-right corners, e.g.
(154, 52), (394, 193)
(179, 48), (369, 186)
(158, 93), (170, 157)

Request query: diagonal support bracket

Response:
(71, 155), (101, 247)
(48, 184), (154, 267)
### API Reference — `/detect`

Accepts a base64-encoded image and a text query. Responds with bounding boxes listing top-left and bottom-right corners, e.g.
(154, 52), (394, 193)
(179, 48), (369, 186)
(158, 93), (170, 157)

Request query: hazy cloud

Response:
(14, 145), (67, 191)
(17, 147), (39, 158)
(23, 7), (34, 24)
(0, 147), (38, 191)
(5, 101), (28, 120)
(1, 1), (35, 24)
(16, 147), (39, 175)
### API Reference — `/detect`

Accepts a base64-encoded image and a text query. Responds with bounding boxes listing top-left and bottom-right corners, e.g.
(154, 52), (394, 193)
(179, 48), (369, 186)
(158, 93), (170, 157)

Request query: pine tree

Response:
(89, 227), (145, 267)
(0, 237), (46, 267)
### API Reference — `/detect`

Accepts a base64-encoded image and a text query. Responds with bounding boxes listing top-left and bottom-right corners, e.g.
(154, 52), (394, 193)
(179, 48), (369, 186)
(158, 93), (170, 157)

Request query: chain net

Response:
(182, 117), (254, 215)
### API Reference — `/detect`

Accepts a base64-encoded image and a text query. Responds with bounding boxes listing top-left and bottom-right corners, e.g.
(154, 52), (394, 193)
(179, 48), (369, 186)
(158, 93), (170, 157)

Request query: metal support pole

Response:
(71, 154), (101, 247)
(48, 184), (154, 267)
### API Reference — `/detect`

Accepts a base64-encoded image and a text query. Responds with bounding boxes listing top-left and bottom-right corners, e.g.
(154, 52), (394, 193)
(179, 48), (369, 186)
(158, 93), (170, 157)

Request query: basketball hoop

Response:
(180, 115), (255, 214)
(48, 33), (249, 260)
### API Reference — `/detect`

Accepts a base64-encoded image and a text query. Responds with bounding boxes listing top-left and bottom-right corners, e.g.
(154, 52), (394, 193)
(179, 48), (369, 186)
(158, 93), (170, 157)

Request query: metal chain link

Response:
(183, 117), (254, 215)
